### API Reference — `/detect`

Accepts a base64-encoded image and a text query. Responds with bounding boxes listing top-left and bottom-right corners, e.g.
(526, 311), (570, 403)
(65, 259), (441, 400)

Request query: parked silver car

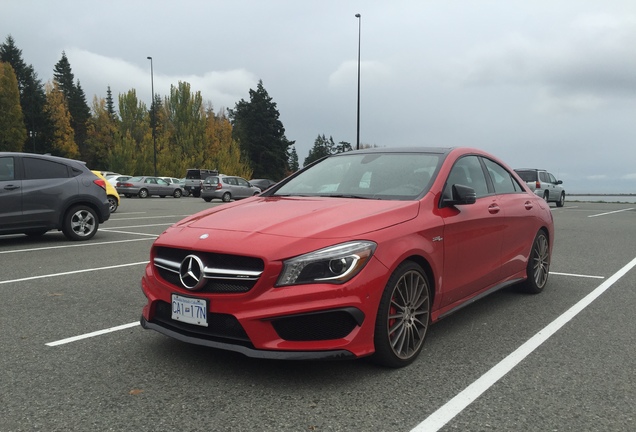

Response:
(116, 176), (183, 198)
(200, 175), (261, 202)
(514, 169), (565, 207)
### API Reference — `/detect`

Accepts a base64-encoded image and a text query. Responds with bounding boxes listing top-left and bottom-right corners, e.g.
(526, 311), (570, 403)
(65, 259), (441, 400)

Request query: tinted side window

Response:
(539, 172), (549, 182)
(444, 155), (489, 198)
(0, 157), (15, 181)
(483, 159), (523, 194)
(548, 173), (557, 184)
(23, 157), (69, 179)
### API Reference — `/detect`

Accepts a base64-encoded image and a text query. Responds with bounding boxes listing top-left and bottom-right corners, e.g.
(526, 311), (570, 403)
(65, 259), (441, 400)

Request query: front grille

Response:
(154, 246), (264, 293)
(153, 301), (252, 345)
(271, 309), (363, 341)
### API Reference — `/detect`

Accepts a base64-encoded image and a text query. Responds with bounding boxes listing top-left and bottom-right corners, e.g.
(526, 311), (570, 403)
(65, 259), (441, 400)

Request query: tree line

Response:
(1, 35), (357, 180)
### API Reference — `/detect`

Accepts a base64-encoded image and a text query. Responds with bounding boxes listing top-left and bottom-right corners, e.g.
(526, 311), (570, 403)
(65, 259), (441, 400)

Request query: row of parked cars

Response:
(0, 151), (565, 243)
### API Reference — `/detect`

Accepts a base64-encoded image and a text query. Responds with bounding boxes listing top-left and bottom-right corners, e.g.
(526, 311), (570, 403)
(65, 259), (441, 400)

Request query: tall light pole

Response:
(147, 56), (157, 176)
(355, 13), (361, 150)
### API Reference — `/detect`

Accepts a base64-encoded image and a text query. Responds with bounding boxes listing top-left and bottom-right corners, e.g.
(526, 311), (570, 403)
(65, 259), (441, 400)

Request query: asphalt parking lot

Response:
(2, 197), (635, 431)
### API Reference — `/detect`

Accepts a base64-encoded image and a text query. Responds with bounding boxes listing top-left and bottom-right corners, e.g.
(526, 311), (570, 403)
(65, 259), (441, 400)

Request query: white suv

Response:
(514, 168), (565, 207)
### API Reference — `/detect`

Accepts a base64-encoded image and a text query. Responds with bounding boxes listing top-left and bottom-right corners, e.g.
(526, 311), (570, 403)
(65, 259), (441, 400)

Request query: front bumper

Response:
(140, 317), (356, 360)
(140, 257), (388, 360)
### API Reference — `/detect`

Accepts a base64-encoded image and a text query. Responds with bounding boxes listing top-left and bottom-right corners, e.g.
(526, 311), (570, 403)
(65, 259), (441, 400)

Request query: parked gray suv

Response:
(0, 152), (111, 240)
(514, 168), (565, 207)
(200, 175), (261, 202)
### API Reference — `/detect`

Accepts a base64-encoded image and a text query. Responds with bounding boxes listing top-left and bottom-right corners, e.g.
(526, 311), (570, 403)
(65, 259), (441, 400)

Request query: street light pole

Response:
(147, 56), (157, 176)
(355, 13), (361, 150)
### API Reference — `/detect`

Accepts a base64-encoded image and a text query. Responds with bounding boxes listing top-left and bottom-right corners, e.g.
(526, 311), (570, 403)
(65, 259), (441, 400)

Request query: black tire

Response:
(173, 189), (182, 198)
(193, 191), (201, 198)
(107, 196), (118, 213)
(543, 191), (549, 202)
(556, 192), (565, 207)
(222, 192), (231, 202)
(371, 261), (431, 368)
(182, 189), (190, 197)
(62, 205), (99, 241)
(203, 197), (212, 202)
(138, 189), (149, 198)
(520, 230), (550, 294)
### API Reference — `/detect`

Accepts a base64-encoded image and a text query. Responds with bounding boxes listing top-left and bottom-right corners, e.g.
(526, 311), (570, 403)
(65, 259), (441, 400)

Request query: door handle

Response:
(4, 185), (19, 191)
(524, 201), (533, 210)
(488, 204), (500, 214)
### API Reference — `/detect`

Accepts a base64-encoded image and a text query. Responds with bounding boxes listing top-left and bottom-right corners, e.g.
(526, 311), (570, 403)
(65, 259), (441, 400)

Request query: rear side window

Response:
(23, 157), (69, 179)
(483, 159), (523, 194)
(0, 157), (15, 181)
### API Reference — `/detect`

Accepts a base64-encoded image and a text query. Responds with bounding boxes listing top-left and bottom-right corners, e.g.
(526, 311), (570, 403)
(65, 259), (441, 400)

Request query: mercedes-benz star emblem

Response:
(179, 255), (206, 290)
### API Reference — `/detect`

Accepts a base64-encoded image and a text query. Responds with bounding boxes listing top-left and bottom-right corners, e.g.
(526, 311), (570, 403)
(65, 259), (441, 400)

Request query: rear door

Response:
(21, 156), (75, 226)
(0, 156), (22, 228)
(234, 177), (251, 198)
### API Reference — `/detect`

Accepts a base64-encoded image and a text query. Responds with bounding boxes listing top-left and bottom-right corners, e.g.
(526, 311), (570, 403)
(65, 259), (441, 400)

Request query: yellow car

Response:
(92, 170), (120, 213)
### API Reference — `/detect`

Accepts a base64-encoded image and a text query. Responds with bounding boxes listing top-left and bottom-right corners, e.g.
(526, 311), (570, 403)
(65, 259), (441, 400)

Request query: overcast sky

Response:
(2, 0), (635, 193)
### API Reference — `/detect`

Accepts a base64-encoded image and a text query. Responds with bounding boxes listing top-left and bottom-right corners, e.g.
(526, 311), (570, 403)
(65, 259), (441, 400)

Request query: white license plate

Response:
(171, 294), (208, 327)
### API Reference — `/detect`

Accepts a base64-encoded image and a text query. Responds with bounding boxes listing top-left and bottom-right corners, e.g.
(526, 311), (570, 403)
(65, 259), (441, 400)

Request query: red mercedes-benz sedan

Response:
(140, 147), (554, 367)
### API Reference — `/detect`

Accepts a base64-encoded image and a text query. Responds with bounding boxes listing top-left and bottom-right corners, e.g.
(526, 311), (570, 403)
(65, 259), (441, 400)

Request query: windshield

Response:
(275, 152), (441, 200)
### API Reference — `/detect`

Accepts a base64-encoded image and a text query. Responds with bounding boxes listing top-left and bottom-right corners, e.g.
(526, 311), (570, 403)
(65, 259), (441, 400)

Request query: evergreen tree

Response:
(53, 52), (91, 158)
(0, 62), (27, 151)
(288, 146), (299, 173)
(228, 80), (294, 180)
(106, 86), (116, 119)
(304, 134), (335, 167)
(85, 95), (119, 169)
(1, 35), (52, 153)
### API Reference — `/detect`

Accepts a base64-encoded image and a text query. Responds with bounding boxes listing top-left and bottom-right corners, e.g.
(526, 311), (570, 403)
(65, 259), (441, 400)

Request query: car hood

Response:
(171, 196), (420, 240)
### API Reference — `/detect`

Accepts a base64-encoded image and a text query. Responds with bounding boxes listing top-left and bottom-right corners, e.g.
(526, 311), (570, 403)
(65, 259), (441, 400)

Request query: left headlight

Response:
(276, 241), (377, 287)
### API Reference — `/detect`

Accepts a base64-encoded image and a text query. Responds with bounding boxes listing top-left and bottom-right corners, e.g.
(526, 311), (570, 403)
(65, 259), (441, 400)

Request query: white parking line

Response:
(101, 223), (173, 230)
(99, 228), (160, 237)
(110, 215), (191, 221)
(550, 271), (604, 279)
(0, 262), (148, 285)
(588, 208), (634, 218)
(411, 256), (636, 432)
(0, 238), (154, 255)
(46, 322), (140, 347)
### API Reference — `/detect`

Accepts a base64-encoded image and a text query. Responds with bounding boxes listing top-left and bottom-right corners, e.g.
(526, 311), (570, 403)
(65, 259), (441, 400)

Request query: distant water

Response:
(569, 195), (636, 204)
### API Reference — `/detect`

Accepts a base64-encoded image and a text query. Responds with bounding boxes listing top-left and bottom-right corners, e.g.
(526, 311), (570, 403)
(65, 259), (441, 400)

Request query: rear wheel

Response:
(173, 189), (182, 198)
(107, 196), (118, 213)
(62, 205), (99, 241)
(520, 231), (550, 294)
(222, 192), (232, 202)
(138, 189), (149, 198)
(372, 261), (431, 368)
(543, 191), (549, 202)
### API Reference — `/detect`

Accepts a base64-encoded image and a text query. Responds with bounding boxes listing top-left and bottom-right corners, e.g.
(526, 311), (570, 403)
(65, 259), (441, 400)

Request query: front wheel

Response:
(520, 231), (550, 294)
(556, 192), (565, 207)
(62, 205), (99, 241)
(372, 261), (431, 368)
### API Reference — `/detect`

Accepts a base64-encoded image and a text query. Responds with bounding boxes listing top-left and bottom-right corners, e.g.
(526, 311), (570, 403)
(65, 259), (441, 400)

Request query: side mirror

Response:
(442, 184), (477, 207)
(557, 180), (563, 185)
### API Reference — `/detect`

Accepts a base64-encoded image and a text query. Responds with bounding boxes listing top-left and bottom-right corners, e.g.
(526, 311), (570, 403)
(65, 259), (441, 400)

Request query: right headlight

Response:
(276, 241), (377, 287)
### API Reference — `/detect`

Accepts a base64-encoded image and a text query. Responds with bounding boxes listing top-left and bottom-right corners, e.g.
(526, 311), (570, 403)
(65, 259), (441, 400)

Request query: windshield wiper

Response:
(321, 194), (372, 199)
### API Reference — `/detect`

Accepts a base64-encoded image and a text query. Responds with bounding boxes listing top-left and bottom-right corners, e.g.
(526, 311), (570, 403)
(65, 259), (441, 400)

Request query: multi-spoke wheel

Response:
(372, 261), (431, 368)
(62, 205), (99, 241)
(521, 230), (550, 293)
